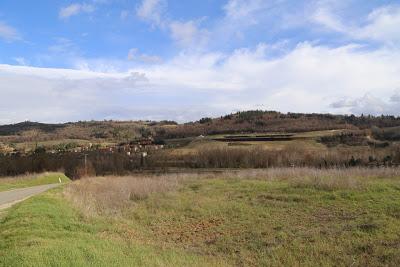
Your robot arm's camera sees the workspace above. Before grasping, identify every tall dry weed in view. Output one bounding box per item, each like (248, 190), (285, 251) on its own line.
(64, 175), (179, 216)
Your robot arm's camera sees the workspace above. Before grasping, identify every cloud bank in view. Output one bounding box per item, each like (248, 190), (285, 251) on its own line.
(1, 41), (400, 124)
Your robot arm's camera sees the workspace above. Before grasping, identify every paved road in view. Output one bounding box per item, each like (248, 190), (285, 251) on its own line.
(0, 184), (60, 210)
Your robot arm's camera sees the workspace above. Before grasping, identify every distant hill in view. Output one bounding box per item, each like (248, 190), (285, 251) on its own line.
(155, 111), (400, 139)
(0, 121), (150, 143)
(0, 121), (64, 136)
(1, 111), (400, 143)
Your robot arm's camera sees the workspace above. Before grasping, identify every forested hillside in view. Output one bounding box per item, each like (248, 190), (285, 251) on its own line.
(1, 111), (400, 143)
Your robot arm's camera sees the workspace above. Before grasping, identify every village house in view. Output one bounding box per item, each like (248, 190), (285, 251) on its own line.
(113, 137), (164, 156)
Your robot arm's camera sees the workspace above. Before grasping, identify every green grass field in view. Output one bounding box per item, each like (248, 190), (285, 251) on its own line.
(127, 177), (400, 266)
(0, 187), (225, 267)
(1, 172), (400, 266)
(0, 173), (69, 192)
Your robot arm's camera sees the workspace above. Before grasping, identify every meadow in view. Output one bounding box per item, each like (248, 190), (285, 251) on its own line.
(1, 168), (400, 266)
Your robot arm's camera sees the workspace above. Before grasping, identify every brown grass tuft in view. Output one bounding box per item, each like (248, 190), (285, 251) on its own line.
(63, 175), (179, 217)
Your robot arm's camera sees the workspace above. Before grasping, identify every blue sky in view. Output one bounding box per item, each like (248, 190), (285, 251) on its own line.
(0, 0), (400, 123)
(0, 0), (227, 68)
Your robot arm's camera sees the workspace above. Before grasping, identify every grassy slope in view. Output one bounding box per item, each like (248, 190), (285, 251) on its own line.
(0, 188), (225, 267)
(0, 173), (70, 192)
(129, 178), (400, 266)
(1, 177), (400, 266)
(170, 130), (338, 155)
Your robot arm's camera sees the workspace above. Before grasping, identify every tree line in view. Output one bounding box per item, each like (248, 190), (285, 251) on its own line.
(1, 144), (399, 179)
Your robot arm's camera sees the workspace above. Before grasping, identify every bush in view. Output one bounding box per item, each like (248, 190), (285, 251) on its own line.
(199, 117), (212, 124)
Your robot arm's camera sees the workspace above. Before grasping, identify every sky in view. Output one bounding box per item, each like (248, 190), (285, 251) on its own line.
(0, 0), (400, 124)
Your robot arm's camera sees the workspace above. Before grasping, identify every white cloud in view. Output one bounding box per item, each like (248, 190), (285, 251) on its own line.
(59, 3), (95, 19)
(135, 43), (400, 116)
(13, 57), (28, 66)
(127, 48), (162, 63)
(312, 7), (347, 32)
(0, 64), (149, 123)
(136, 0), (210, 48)
(223, 0), (266, 22)
(2, 41), (400, 123)
(210, 0), (294, 47)
(358, 5), (400, 44)
(169, 20), (209, 47)
(0, 22), (21, 42)
(312, 4), (400, 44)
(330, 93), (400, 115)
(136, 0), (166, 26)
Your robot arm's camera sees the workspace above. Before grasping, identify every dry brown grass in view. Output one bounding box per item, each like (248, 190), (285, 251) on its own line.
(64, 175), (180, 216)
(217, 167), (400, 190)
(174, 167), (400, 190)
(222, 167), (400, 179)
(64, 167), (400, 216)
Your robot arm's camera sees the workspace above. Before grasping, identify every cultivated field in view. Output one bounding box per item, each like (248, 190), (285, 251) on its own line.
(166, 130), (336, 156)
(1, 168), (400, 266)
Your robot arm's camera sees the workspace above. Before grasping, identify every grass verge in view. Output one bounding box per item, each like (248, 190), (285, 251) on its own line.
(0, 187), (226, 267)
(0, 173), (69, 192)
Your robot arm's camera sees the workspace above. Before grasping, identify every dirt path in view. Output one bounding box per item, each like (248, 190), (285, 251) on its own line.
(0, 184), (60, 210)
